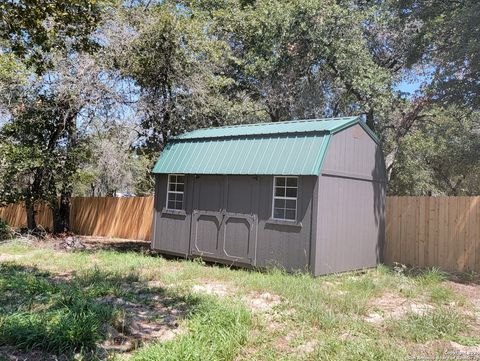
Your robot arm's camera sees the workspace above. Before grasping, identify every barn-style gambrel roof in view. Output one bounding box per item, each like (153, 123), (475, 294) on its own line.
(152, 116), (380, 176)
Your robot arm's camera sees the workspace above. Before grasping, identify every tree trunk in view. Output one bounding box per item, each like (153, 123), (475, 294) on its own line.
(52, 194), (71, 233)
(25, 168), (44, 230)
(366, 108), (375, 130)
(25, 198), (36, 230)
(50, 198), (60, 234)
(52, 110), (77, 233)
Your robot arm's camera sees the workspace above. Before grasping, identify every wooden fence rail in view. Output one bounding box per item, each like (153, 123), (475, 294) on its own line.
(2, 196), (480, 272)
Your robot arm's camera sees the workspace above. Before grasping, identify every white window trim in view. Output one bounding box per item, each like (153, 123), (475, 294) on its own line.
(271, 176), (298, 221)
(166, 174), (185, 210)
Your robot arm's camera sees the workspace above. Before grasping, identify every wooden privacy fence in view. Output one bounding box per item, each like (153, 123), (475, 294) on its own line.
(2, 196), (480, 272)
(0, 202), (53, 230)
(385, 197), (480, 273)
(70, 197), (154, 241)
(0, 197), (154, 241)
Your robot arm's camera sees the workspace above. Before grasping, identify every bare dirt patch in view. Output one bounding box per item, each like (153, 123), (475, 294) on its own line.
(448, 281), (480, 308)
(0, 254), (25, 262)
(0, 346), (68, 361)
(243, 292), (282, 313)
(448, 341), (480, 358)
(79, 236), (151, 253)
(190, 281), (285, 314)
(274, 331), (297, 352)
(296, 339), (318, 355)
(191, 281), (235, 297)
(406, 340), (452, 360)
(19, 235), (151, 254)
(406, 340), (480, 361)
(54, 236), (86, 251)
(51, 236), (150, 253)
(244, 292), (313, 357)
(48, 271), (75, 284)
(272, 327), (319, 357)
(96, 295), (186, 352)
(364, 292), (434, 323)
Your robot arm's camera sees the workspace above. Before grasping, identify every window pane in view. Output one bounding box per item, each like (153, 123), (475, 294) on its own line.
(285, 199), (296, 209)
(286, 187), (297, 197)
(176, 183), (184, 192)
(177, 175), (185, 183)
(285, 209), (296, 220)
(175, 201), (183, 210)
(169, 183), (176, 191)
(168, 193), (176, 201)
(286, 178), (297, 187)
(168, 200), (176, 209)
(275, 187), (286, 197)
(176, 193), (184, 202)
(275, 177), (286, 187)
(273, 208), (284, 219)
(170, 175), (177, 183)
(274, 199), (285, 208)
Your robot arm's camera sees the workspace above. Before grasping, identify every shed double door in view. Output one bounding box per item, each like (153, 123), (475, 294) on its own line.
(190, 175), (258, 265)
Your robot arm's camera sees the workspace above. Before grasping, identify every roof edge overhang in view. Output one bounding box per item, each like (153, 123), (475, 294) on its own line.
(329, 117), (382, 145)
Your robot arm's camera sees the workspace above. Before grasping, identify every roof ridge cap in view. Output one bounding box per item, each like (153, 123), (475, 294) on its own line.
(174, 116), (359, 139)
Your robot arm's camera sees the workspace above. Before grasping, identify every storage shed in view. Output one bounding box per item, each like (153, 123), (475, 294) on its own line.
(151, 116), (387, 276)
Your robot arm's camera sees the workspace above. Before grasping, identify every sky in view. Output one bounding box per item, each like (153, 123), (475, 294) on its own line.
(395, 68), (434, 97)
(396, 79), (423, 95)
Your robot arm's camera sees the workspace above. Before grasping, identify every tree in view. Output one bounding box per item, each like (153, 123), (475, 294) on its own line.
(0, 0), (109, 73)
(73, 123), (148, 197)
(0, 52), (122, 231)
(112, 3), (266, 157)
(0, 92), (82, 230)
(396, 0), (480, 110)
(184, 0), (396, 127)
(389, 107), (480, 195)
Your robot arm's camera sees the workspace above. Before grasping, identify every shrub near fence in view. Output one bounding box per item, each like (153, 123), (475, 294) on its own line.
(1, 196), (480, 272)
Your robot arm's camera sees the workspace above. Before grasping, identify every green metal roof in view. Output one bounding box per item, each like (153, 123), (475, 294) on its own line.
(152, 116), (378, 175)
(175, 116), (359, 140)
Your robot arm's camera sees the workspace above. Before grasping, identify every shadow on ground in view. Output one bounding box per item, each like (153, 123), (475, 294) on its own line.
(77, 237), (152, 254)
(0, 262), (199, 360)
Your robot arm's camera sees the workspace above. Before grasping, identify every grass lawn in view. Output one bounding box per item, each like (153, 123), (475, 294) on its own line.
(0, 238), (479, 360)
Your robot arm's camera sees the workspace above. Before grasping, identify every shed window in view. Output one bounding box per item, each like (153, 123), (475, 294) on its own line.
(167, 174), (185, 210)
(272, 176), (298, 221)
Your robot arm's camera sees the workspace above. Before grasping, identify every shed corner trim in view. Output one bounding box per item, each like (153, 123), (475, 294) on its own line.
(312, 134), (332, 175)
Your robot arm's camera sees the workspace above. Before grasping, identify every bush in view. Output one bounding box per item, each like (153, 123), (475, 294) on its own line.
(0, 218), (13, 240)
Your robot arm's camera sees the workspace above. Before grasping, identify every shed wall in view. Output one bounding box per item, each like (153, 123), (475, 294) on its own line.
(152, 174), (315, 272)
(255, 176), (315, 272)
(314, 124), (386, 275)
(152, 174), (193, 256)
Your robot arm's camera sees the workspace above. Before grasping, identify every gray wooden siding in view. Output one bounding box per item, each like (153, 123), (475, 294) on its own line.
(322, 124), (387, 182)
(152, 174), (193, 256)
(152, 174), (315, 272)
(255, 176), (315, 272)
(313, 124), (386, 275)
